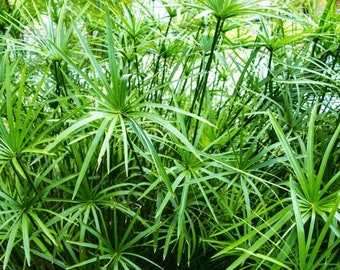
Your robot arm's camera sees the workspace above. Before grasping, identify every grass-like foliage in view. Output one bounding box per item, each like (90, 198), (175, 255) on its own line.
(0, 0), (339, 269)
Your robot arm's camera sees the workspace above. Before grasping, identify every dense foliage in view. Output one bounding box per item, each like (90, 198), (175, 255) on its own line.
(0, 0), (339, 269)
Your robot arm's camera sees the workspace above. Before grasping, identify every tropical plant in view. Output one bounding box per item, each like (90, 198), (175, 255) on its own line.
(0, 0), (339, 269)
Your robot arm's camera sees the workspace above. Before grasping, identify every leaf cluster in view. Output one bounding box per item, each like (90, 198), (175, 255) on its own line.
(0, 0), (339, 269)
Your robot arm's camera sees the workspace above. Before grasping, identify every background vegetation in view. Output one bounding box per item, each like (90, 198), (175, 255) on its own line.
(0, 0), (339, 269)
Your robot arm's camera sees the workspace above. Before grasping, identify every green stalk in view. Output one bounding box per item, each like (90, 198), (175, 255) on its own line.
(178, 24), (203, 102)
(126, 131), (145, 176)
(318, 40), (340, 115)
(191, 17), (224, 144)
(148, 16), (174, 95)
(187, 50), (206, 116)
(133, 36), (141, 90)
(264, 48), (273, 96)
(310, 0), (335, 57)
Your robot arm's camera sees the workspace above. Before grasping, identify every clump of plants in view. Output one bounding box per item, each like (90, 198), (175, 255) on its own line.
(0, 0), (339, 269)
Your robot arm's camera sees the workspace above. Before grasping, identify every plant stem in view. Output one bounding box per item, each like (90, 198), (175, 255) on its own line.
(191, 17), (224, 144)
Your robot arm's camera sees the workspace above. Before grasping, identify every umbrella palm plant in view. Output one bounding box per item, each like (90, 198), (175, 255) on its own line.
(0, 0), (339, 269)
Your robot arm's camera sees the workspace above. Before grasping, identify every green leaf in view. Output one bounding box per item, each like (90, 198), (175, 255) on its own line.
(235, 247), (292, 270)
(131, 111), (202, 161)
(119, 114), (130, 177)
(307, 194), (340, 268)
(28, 212), (57, 246)
(105, 7), (126, 109)
(3, 221), (20, 270)
(11, 157), (27, 180)
(73, 119), (109, 198)
(97, 116), (118, 171)
(317, 121), (340, 185)
(290, 177), (306, 269)
(128, 118), (174, 195)
(268, 111), (307, 191)
(44, 113), (106, 153)
(306, 103), (317, 187)
(21, 213), (31, 266)
(214, 206), (294, 269)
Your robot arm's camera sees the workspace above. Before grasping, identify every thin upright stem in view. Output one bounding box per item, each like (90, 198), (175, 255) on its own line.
(191, 17), (224, 144)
